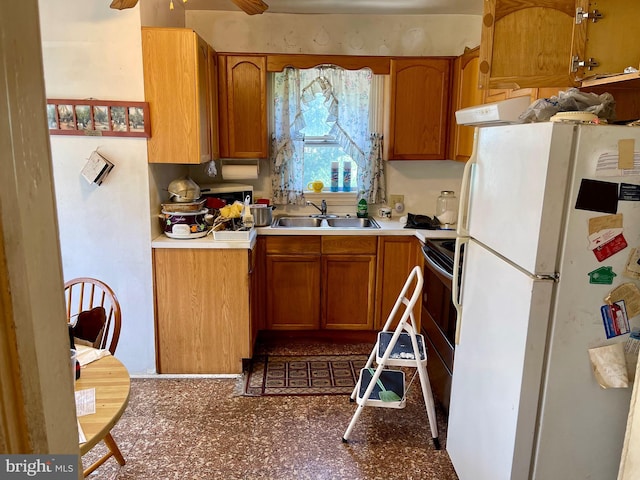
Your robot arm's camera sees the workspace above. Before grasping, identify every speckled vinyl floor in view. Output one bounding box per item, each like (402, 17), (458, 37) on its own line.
(83, 340), (458, 480)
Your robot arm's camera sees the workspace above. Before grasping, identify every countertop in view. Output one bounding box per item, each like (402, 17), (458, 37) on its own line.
(151, 218), (457, 249)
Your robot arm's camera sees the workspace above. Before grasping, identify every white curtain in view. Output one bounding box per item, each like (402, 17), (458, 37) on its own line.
(270, 66), (385, 204)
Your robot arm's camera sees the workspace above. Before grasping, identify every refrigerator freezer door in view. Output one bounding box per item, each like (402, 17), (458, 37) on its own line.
(532, 124), (640, 480)
(467, 123), (575, 275)
(447, 239), (554, 480)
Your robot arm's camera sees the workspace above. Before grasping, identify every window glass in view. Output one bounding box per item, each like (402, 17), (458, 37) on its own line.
(302, 92), (358, 191)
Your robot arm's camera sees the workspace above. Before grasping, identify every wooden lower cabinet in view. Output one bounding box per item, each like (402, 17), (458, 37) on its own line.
(265, 254), (321, 329)
(153, 247), (251, 374)
(321, 236), (377, 330)
(264, 235), (423, 332)
(374, 236), (422, 330)
(264, 235), (378, 330)
(265, 236), (321, 329)
(249, 238), (265, 349)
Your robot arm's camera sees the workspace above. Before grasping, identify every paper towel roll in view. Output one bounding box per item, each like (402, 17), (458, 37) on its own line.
(221, 164), (259, 180)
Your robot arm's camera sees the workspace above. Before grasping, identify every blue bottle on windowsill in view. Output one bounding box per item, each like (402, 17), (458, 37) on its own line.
(331, 161), (339, 192)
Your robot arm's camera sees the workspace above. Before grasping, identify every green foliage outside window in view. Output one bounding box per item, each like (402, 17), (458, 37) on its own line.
(302, 92), (358, 191)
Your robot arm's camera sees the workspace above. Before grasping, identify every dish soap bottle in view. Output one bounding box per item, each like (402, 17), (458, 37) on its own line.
(357, 191), (368, 218)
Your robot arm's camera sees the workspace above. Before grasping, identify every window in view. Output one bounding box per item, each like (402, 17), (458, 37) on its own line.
(301, 91), (358, 192)
(271, 65), (385, 205)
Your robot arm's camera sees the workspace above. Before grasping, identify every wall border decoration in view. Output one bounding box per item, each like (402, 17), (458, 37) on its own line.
(46, 99), (150, 138)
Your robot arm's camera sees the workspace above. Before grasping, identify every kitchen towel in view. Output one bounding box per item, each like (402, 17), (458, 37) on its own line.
(221, 164), (259, 180)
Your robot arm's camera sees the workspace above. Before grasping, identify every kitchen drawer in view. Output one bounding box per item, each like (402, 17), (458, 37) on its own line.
(265, 236), (321, 255)
(321, 236), (377, 255)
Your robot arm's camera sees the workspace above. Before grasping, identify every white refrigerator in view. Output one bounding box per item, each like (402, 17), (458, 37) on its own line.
(447, 122), (640, 480)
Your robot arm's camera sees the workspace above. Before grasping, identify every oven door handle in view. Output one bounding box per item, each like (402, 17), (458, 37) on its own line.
(452, 236), (468, 346)
(421, 247), (453, 281)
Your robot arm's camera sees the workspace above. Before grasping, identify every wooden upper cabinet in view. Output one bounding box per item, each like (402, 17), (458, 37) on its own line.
(141, 27), (217, 164)
(218, 55), (268, 158)
(387, 58), (452, 160)
(572, 0), (640, 81)
(484, 87), (537, 104)
(449, 47), (482, 162)
(207, 46), (221, 160)
(479, 0), (578, 89)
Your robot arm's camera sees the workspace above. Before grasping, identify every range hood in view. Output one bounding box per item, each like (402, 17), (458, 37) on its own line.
(455, 96), (531, 126)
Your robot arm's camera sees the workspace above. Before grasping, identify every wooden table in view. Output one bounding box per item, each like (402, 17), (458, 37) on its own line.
(75, 354), (130, 455)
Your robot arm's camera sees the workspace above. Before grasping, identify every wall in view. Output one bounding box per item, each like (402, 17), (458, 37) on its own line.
(187, 11), (480, 56)
(187, 11), (477, 215)
(140, 0), (186, 27)
(39, 1), (156, 374)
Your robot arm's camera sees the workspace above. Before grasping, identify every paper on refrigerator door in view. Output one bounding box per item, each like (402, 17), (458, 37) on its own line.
(605, 283), (640, 319)
(595, 150), (640, 177)
(624, 248), (640, 279)
(588, 343), (629, 388)
(588, 214), (623, 236)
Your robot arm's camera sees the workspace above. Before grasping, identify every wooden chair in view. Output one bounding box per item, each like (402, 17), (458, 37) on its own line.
(64, 277), (121, 355)
(64, 277), (125, 477)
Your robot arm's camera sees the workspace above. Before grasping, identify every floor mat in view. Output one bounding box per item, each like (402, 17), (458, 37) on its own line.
(244, 354), (369, 396)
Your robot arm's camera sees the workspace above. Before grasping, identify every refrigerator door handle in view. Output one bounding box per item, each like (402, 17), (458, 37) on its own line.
(453, 236), (468, 345)
(456, 128), (478, 238)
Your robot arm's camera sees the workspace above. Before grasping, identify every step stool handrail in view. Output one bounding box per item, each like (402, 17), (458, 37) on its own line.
(379, 265), (423, 334)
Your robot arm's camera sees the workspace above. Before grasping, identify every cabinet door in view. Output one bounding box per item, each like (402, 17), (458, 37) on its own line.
(479, 0), (578, 89)
(265, 254), (321, 329)
(483, 87), (536, 104)
(571, 0), (640, 81)
(219, 55), (268, 158)
(483, 87), (568, 112)
(388, 58), (451, 160)
(196, 35), (212, 163)
(450, 47), (482, 161)
(249, 242), (264, 357)
(153, 248), (250, 374)
(322, 255), (376, 330)
(142, 28), (213, 164)
(375, 236), (422, 330)
(207, 45), (220, 160)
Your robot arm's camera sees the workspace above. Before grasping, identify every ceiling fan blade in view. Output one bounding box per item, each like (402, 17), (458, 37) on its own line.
(110, 0), (139, 9)
(231, 0), (269, 15)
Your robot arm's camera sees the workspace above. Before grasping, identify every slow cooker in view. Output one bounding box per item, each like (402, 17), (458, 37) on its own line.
(161, 209), (209, 239)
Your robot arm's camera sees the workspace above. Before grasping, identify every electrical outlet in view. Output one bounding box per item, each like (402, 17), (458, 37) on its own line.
(389, 194), (404, 207)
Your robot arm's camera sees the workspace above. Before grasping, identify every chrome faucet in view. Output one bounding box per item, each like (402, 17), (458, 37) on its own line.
(306, 199), (327, 216)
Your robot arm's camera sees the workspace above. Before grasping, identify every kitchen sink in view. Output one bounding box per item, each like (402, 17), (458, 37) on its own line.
(325, 217), (379, 228)
(271, 216), (380, 229)
(273, 217), (324, 228)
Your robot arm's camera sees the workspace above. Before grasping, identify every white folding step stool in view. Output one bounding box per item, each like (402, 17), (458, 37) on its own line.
(342, 265), (440, 449)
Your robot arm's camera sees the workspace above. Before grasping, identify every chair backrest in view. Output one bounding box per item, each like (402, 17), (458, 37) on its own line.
(64, 277), (121, 355)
